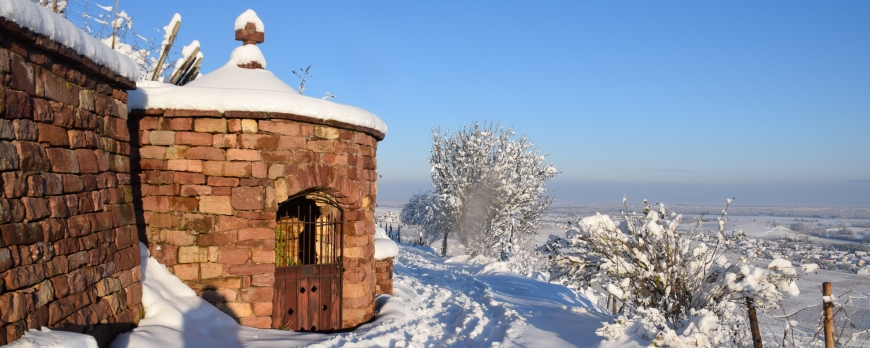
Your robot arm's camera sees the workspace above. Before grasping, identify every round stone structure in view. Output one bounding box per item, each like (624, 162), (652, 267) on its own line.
(128, 10), (386, 330)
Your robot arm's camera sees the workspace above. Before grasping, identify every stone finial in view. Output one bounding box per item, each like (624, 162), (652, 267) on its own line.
(235, 22), (264, 46)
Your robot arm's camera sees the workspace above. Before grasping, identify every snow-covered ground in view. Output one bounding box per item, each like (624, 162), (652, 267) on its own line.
(17, 240), (621, 347)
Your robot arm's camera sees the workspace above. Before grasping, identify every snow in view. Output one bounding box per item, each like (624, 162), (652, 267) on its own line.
(10, 216), (637, 347)
(129, 62), (388, 134)
(5, 327), (97, 348)
(102, 241), (614, 347)
(161, 13), (181, 48)
(373, 226), (398, 260)
(234, 9), (264, 31)
(0, 0), (139, 81)
(229, 45), (266, 69)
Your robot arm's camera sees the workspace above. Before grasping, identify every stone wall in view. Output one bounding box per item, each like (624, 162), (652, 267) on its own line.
(131, 108), (382, 329)
(0, 18), (142, 346)
(374, 257), (393, 295)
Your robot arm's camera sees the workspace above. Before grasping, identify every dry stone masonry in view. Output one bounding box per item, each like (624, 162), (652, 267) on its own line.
(130, 10), (388, 330)
(0, 15), (142, 346)
(133, 111), (383, 329)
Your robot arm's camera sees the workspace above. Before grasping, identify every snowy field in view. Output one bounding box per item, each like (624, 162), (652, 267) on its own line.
(12, 206), (870, 347)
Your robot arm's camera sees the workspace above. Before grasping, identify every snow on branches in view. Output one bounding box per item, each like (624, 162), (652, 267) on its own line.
(540, 198), (817, 347)
(405, 121), (557, 272)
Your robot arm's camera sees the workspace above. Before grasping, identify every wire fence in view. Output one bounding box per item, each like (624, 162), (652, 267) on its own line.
(32, 0), (185, 81)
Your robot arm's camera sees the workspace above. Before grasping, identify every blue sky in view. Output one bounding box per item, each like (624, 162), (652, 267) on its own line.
(85, 1), (868, 205)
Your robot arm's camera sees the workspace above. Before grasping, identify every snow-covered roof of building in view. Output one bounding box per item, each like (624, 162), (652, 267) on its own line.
(0, 0), (139, 81)
(129, 9), (387, 136)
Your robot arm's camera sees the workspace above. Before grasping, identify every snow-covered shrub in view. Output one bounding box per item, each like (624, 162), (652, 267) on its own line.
(541, 198), (816, 347)
(404, 121), (557, 272)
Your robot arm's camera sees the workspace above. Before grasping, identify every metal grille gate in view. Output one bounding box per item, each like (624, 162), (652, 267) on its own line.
(272, 200), (343, 331)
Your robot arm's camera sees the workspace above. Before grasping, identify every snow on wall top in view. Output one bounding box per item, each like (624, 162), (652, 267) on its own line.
(229, 45), (266, 69)
(130, 61), (388, 134)
(234, 9), (263, 31)
(0, 0), (140, 81)
(374, 226), (398, 260)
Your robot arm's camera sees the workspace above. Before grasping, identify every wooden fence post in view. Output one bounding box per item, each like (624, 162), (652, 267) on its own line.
(823, 282), (834, 348)
(746, 297), (763, 348)
(151, 18), (180, 81)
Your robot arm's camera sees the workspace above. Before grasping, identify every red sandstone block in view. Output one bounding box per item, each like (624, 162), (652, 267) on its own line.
(22, 197), (50, 221)
(238, 227), (272, 241)
(251, 249), (275, 264)
(4, 264), (45, 290)
(258, 120), (300, 136)
(175, 132), (213, 146)
(149, 131), (176, 145)
(306, 140), (334, 153)
(75, 149), (99, 174)
(227, 263), (274, 276)
(44, 148), (79, 174)
(138, 146), (166, 159)
(218, 247), (249, 265)
(170, 197), (199, 212)
(180, 185), (212, 196)
(141, 196), (169, 213)
(15, 141), (51, 172)
(236, 211), (275, 221)
(212, 134), (236, 148)
(186, 147), (225, 160)
(161, 230), (196, 246)
(199, 196), (232, 215)
(212, 187), (231, 196)
(292, 151), (315, 163)
(239, 134), (279, 150)
(239, 316), (271, 329)
(277, 136), (305, 150)
(224, 162), (251, 177)
(36, 123), (69, 146)
(252, 301), (272, 317)
(139, 117), (158, 131)
(240, 288), (273, 302)
(201, 161), (224, 176)
(251, 273), (274, 287)
(252, 162), (266, 179)
(226, 149), (260, 161)
(231, 186), (263, 210)
(323, 154), (348, 166)
(196, 232), (237, 246)
(173, 264), (199, 280)
(169, 118), (193, 131)
(207, 176), (239, 187)
(174, 172), (206, 185)
(139, 159), (167, 170)
(194, 119), (227, 133)
(226, 119), (242, 133)
(167, 159), (203, 172)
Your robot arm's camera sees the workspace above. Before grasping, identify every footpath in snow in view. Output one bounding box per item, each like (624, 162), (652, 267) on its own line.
(12, 243), (614, 347)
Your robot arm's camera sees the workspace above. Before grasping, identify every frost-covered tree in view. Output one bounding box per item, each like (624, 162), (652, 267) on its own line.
(406, 121), (557, 269)
(400, 191), (447, 246)
(540, 198), (817, 347)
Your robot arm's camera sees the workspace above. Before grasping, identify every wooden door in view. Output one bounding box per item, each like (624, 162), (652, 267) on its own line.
(272, 196), (343, 331)
(273, 264), (342, 331)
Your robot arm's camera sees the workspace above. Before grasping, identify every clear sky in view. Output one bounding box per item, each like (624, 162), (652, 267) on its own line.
(78, 1), (869, 206)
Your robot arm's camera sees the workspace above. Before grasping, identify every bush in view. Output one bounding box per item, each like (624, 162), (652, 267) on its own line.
(540, 198), (816, 347)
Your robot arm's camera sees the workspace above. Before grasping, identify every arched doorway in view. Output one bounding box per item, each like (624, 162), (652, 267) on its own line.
(272, 190), (343, 331)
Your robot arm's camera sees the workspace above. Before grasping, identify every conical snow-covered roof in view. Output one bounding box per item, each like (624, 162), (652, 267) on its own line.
(129, 9), (387, 135)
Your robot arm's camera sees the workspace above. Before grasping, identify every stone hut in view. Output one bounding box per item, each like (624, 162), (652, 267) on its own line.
(129, 10), (388, 331)
(0, 2), (143, 346)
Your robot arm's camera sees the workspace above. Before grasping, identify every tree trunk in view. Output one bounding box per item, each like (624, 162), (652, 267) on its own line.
(441, 231), (449, 257)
